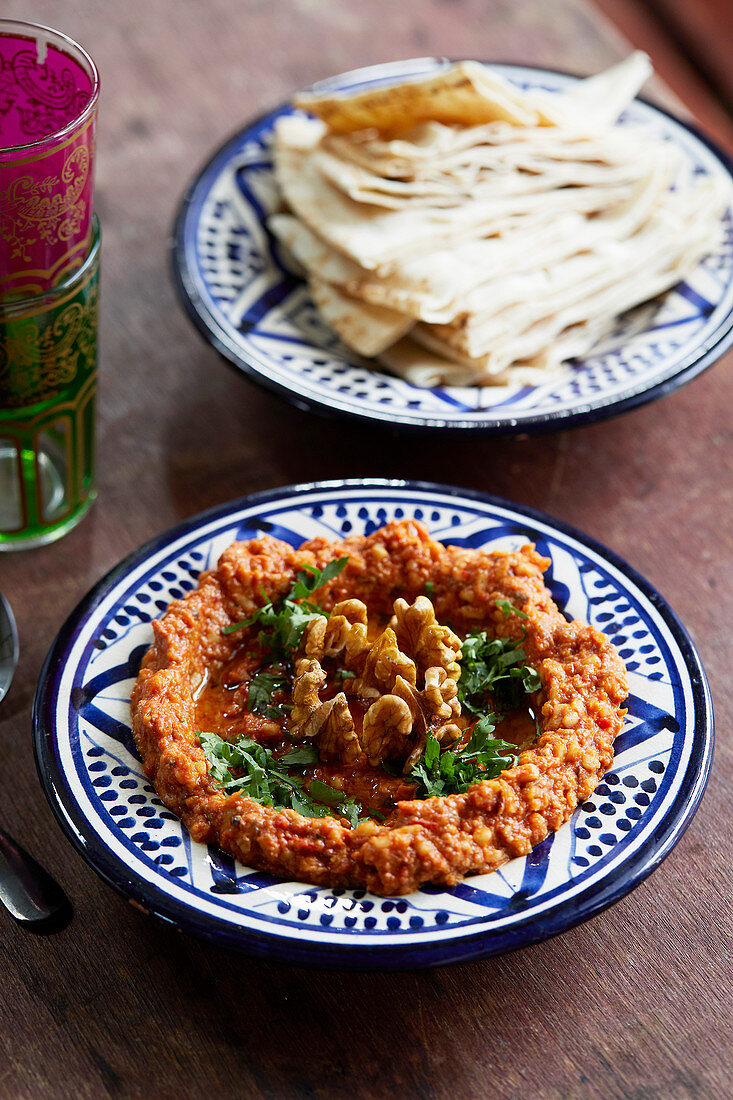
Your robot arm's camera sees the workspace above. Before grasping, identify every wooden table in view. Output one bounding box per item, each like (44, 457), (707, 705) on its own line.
(1, 2), (730, 1096)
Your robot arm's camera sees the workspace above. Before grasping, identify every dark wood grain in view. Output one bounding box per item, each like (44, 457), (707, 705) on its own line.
(1, 1), (731, 1097)
(646, 0), (733, 114)
(595, 0), (733, 151)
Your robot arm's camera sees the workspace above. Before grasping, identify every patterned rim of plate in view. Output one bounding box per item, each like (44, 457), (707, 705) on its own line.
(33, 481), (714, 968)
(171, 58), (733, 434)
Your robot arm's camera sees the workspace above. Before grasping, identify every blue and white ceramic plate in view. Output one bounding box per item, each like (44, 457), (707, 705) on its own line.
(34, 482), (713, 967)
(35, 486), (713, 968)
(172, 58), (733, 434)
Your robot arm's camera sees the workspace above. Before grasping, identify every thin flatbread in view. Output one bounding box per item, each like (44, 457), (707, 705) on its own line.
(307, 277), (413, 356)
(427, 188), (724, 360)
(323, 120), (648, 181)
(547, 51), (652, 128)
(313, 145), (646, 210)
(270, 154), (675, 324)
(272, 56), (728, 388)
(295, 55), (651, 138)
(377, 337), (484, 388)
(380, 328), (590, 388)
(294, 61), (544, 135)
(274, 120), (642, 269)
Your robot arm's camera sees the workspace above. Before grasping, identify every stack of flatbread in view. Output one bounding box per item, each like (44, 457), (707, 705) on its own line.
(270, 55), (728, 388)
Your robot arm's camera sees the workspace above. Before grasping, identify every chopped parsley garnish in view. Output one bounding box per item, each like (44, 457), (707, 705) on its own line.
(222, 556), (350, 655)
(199, 731), (364, 827)
(458, 629), (541, 714)
(247, 671), (292, 722)
(405, 718), (518, 798)
(424, 580), (435, 598)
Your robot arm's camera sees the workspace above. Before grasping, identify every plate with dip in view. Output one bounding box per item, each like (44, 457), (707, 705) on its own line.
(34, 481), (713, 967)
(171, 58), (733, 433)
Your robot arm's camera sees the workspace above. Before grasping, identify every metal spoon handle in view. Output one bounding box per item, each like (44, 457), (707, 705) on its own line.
(0, 824), (72, 931)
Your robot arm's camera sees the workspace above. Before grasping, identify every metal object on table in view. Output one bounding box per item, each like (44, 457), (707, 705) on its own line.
(0, 824), (73, 931)
(0, 592), (72, 931)
(0, 592), (19, 703)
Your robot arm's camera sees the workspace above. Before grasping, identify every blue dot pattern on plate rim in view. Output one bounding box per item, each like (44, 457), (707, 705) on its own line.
(178, 60), (733, 428)
(44, 485), (706, 954)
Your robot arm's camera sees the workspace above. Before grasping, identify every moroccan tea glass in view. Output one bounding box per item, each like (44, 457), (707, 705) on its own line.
(0, 216), (100, 550)
(0, 19), (99, 300)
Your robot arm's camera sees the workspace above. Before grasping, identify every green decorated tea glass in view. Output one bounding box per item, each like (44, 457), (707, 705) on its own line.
(0, 215), (100, 550)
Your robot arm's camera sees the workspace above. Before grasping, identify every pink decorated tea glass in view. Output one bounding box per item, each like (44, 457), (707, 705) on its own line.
(0, 20), (99, 299)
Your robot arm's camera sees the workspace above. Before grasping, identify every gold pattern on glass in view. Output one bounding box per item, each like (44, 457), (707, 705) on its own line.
(0, 144), (89, 261)
(0, 281), (98, 408)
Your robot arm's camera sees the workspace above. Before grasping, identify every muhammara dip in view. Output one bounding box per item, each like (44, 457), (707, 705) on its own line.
(131, 521), (627, 896)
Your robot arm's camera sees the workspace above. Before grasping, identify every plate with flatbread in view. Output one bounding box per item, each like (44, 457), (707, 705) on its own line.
(172, 57), (733, 432)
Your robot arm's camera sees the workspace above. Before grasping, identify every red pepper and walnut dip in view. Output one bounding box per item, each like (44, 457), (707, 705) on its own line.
(131, 521), (627, 896)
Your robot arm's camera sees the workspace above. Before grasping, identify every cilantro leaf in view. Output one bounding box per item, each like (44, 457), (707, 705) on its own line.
(495, 597), (528, 620)
(247, 671), (292, 721)
(305, 778), (344, 805)
(307, 778), (363, 826)
(222, 614), (257, 635)
(424, 733), (440, 770)
(290, 556), (350, 601)
(279, 744), (320, 767)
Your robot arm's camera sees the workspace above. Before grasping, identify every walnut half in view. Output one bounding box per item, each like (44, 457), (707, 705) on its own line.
(302, 599), (369, 665)
(289, 657), (361, 764)
(391, 595), (462, 680)
(350, 626), (416, 699)
(361, 694), (413, 765)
